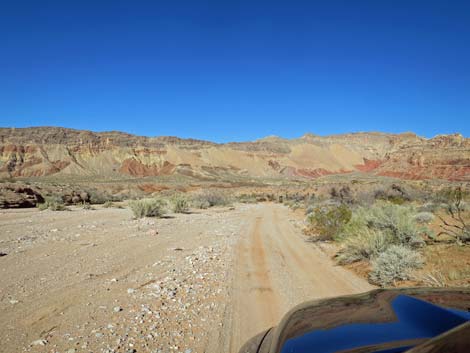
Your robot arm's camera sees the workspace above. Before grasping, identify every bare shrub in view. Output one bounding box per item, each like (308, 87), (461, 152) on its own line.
(436, 187), (470, 243)
(129, 199), (166, 218)
(369, 245), (424, 286)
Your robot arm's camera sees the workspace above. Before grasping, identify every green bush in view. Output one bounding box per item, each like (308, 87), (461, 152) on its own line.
(369, 245), (424, 286)
(37, 197), (68, 211)
(129, 199), (166, 218)
(306, 204), (352, 240)
(172, 195), (189, 213)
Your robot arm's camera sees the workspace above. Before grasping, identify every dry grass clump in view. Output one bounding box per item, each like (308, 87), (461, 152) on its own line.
(129, 198), (166, 218)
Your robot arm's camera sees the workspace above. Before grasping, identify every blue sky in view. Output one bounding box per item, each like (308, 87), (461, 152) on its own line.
(1, 1), (469, 142)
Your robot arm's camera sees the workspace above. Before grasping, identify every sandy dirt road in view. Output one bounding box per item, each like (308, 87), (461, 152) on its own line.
(223, 203), (373, 352)
(0, 203), (372, 353)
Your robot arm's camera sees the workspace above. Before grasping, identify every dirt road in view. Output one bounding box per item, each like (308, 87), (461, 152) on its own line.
(0, 203), (372, 353)
(223, 203), (373, 352)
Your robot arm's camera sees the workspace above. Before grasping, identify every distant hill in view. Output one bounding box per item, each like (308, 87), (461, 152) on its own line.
(1, 127), (469, 181)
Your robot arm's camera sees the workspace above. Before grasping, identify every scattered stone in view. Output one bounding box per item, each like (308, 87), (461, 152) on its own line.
(9, 299), (19, 304)
(0, 252), (7, 257)
(147, 229), (158, 236)
(30, 339), (47, 346)
(113, 306), (122, 313)
(127, 288), (136, 294)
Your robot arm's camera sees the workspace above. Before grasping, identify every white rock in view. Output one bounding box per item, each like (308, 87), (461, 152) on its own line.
(30, 339), (47, 346)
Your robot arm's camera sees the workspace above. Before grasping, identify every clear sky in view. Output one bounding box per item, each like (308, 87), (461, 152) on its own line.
(1, 1), (469, 142)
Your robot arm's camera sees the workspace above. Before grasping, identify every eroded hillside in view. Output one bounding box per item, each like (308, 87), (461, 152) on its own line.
(1, 127), (469, 181)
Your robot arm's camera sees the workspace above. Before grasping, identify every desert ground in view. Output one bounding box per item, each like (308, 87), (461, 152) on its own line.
(0, 202), (372, 353)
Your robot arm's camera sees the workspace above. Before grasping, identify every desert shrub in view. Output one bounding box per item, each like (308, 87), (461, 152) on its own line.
(417, 202), (441, 213)
(289, 202), (302, 210)
(86, 189), (120, 205)
(336, 228), (393, 264)
(172, 195), (189, 213)
(191, 190), (230, 208)
(306, 204), (352, 240)
(37, 197), (68, 211)
(129, 199), (166, 218)
(330, 186), (354, 204)
(305, 205), (315, 215)
(362, 202), (425, 248)
(237, 194), (258, 204)
(102, 201), (123, 209)
(374, 184), (412, 205)
(413, 212), (434, 224)
(191, 198), (210, 209)
(369, 245), (424, 286)
(335, 202), (427, 265)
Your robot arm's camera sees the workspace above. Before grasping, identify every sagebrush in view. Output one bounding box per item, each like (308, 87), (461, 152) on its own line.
(369, 245), (424, 286)
(129, 199), (166, 218)
(172, 195), (189, 213)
